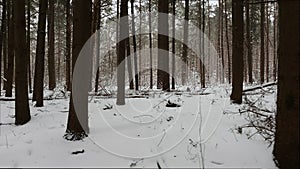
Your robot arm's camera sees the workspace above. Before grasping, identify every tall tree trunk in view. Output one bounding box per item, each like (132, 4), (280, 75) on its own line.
(266, 3), (269, 82)
(33, 0), (47, 106)
(130, 0), (139, 91)
(171, 0), (175, 90)
(157, 0), (169, 91)
(260, 2), (265, 84)
(27, 0), (32, 93)
(126, 30), (134, 90)
(273, 3), (277, 82)
(13, 0), (31, 125)
(181, 0), (189, 85)
(48, 0), (56, 90)
(116, 0), (127, 105)
(149, 0), (153, 89)
(273, 1), (299, 168)
(201, 0), (205, 88)
(93, 0), (100, 93)
(3, 0), (8, 91)
(230, 0), (244, 104)
(0, 0), (7, 95)
(224, 0), (231, 84)
(65, 0), (71, 91)
(220, 0), (224, 83)
(65, 0), (92, 139)
(6, 0), (14, 97)
(246, 0), (253, 83)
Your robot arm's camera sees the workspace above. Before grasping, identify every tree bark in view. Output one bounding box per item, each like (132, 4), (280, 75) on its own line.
(116, 0), (127, 105)
(13, 0), (31, 125)
(260, 1), (265, 84)
(157, 0), (169, 91)
(65, 0), (71, 91)
(230, 0), (244, 104)
(171, 0), (175, 90)
(181, 0), (189, 86)
(246, 1), (253, 83)
(224, 0), (231, 84)
(26, 0), (32, 93)
(33, 0), (47, 107)
(149, 0), (153, 89)
(131, 0), (139, 91)
(273, 1), (299, 168)
(65, 0), (92, 139)
(6, 0), (14, 97)
(48, 0), (56, 90)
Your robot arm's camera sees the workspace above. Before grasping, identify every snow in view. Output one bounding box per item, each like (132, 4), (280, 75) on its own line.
(0, 85), (277, 168)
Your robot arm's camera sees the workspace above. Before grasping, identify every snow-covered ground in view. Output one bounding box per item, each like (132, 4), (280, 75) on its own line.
(0, 85), (277, 168)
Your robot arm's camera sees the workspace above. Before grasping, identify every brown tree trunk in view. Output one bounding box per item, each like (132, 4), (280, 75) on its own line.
(48, 0), (56, 90)
(266, 3), (269, 82)
(13, 0), (31, 125)
(260, 2), (265, 84)
(6, 0), (14, 97)
(230, 0), (244, 104)
(273, 3), (277, 82)
(33, 0), (47, 106)
(273, 1), (299, 168)
(157, 0), (169, 91)
(65, 0), (92, 139)
(65, 0), (71, 91)
(201, 0), (205, 88)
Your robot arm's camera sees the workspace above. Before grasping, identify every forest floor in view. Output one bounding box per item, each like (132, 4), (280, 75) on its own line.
(0, 85), (277, 168)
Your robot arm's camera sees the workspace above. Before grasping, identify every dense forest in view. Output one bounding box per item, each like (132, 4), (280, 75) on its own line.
(0, 0), (298, 168)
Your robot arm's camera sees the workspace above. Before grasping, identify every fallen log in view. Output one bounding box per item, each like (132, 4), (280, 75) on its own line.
(243, 82), (277, 93)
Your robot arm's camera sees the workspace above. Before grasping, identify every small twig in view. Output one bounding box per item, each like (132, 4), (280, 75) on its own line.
(157, 130), (166, 147)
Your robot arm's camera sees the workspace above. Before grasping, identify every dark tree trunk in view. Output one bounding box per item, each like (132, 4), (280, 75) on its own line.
(201, 0), (205, 88)
(116, 0), (127, 105)
(149, 0), (153, 89)
(65, 0), (92, 140)
(26, 0), (32, 93)
(171, 0), (175, 90)
(13, 0), (31, 125)
(273, 3), (277, 82)
(131, 0), (139, 91)
(0, 0), (7, 95)
(33, 0), (47, 107)
(65, 0), (71, 91)
(6, 0), (14, 97)
(3, 0), (8, 91)
(48, 0), (56, 90)
(260, 2), (265, 84)
(246, 1), (253, 83)
(273, 1), (299, 168)
(93, 0), (100, 93)
(266, 3), (269, 82)
(157, 0), (169, 91)
(181, 0), (189, 86)
(230, 0), (244, 104)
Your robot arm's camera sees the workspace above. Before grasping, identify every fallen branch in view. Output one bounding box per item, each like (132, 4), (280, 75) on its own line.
(243, 82), (277, 93)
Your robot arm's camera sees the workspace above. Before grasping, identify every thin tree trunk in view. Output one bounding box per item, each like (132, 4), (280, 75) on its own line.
(27, 0), (32, 93)
(273, 3), (277, 82)
(48, 0), (56, 90)
(93, 0), (100, 93)
(181, 0), (189, 85)
(6, 0), (14, 98)
(230, 0), (244, 104)
(201, 0), (205, 88)
(3, 0), (8, 91)
(13, 0), (31, 125)
(130, 0), (139, 91)
(0, 0), (7, 95)
(246, 1), (253, 83)
(33, 0), (47, 106)
(224, 0), (231, 84)
(65, 0), (71, 91)
(149, 0), (153, 89)
(171, 0), (175, 90)
(266, 3), (269, 82)
(220, 0), (224, 83)
(260, 2), (265, 84)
